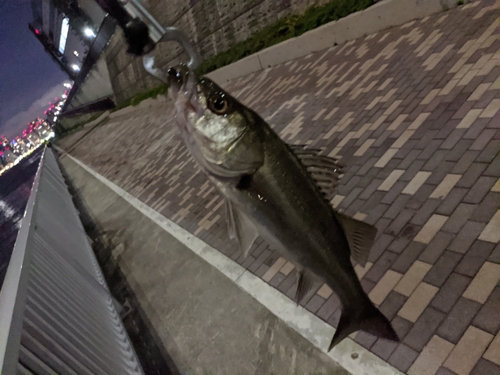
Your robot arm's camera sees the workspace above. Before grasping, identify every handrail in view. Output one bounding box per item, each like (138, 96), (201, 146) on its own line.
(0, 147), (143, 374)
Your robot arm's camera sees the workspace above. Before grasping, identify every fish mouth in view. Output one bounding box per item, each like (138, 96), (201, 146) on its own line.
(167, 65), (202, 119)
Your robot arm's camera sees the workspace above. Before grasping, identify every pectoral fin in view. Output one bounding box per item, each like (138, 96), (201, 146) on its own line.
(334, 212), (376, 267)
(225, 200), (259, 258)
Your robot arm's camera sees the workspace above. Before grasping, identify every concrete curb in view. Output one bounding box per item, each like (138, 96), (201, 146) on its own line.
(207, 0), (458, 84)
(66, 152), (405, 375)
(108, 95), (168, 119)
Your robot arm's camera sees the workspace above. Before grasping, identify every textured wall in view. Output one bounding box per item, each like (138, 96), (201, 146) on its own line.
(105, 0), (330, 104)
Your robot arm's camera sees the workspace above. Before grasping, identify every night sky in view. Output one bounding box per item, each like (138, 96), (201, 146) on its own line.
(0, 0), (70, 139)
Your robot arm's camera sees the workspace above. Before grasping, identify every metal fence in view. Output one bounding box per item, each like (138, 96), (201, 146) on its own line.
(0, 147), (144, 375)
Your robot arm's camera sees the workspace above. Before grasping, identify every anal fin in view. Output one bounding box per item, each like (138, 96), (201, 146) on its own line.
(334, 212), (377, 267)
(295, 271), (316, 305)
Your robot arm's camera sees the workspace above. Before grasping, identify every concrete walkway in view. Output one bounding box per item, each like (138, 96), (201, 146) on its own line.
(59, 2), (500, 374)
(58, 152), (350, 375)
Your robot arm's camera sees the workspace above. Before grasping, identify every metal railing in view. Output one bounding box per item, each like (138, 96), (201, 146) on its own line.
(0, 147), (144, 375)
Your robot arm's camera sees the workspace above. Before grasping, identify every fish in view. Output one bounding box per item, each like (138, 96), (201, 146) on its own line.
(166, 64), (399, 350)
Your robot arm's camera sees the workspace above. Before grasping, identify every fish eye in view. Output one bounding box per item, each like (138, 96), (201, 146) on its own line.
(209, 95), (230, 115)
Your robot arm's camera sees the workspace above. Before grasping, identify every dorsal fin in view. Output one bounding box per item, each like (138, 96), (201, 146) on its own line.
(289, 144), (344, 200)
(334, 212), (376, 267)
(225, 200), (259, 258)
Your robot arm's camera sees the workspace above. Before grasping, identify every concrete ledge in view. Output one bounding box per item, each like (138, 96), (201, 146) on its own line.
(109, 95), (168, 119)
(62, 152), (404, 375)
(206, 53), (263, 84)
(207, 0), (457, 84)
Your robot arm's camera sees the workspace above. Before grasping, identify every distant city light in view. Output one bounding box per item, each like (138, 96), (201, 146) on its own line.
(83, 27), (95, 38)
(74, 50), (79, 57)
(35, 29), (40, 35)
(71, 64), (80, 71)
(63, 83), (72, 88)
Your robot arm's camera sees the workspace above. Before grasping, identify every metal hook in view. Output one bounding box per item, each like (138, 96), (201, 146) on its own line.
(120, 0), (200, 82)
(143, 26), (201, 83)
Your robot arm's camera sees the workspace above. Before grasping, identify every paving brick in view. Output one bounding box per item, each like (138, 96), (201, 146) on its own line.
(381, 181), (407, 205)
(484, 154), (500, 177)
(368, 233), (394, 263)
(414, 214), (448, 244)
(339, 186), (364, 210)
(440, 129), (467, 149)
(463, 117), (489, 139)
(452, 150), (480, 174)
(304, 294), (326, 314)
(425, 250), (464, 287)
(472, 286), (500, 334)
(470, 358), (500, 375)
(408, 335), (455, 375)
(262, 257), (288, 282)
(435, 367), (458, 375)
(445, 139), (474, 162)
(354, 331), (377, 349)
(449, 222), (486, 254)
(430, 272), (472, 313)
(395, 261), (433, 298)
(463, 176), (497, 204)
(269, 272), (286, 288)
(443, 326), (494, 375)
(360, 278), (376, 294)
(388, 343), (419, 373)
(369, 270), (403, 306)
(379, 291), (407, 322)
(398, 149), (422, 169)
(371, 338), (398, 361)
(255, 264), (270, 278)
(476, 140), (500, 163)
(378, 170), (404, 191)
(406, 184), (436, 210)
(483, 331), (500, 367)
(365, 251), (399, 284)
(400, 160), (426, 183)
(463, 261), (500, 304)
(455, 240), (495, 277)
(438, 297), (482, 344)
(419, 232), (455, 264)
(383, 195), (411, 220)
(386, 210), (415, 237)
(456, 163), (488, 189)
(404, 307), (446, 352)
(441, 203), (476, 234)
(392, 315), (413, 342)
(392, 241), (426, 274)
(316, 292), (340, 322)
(279, 261), (295, 276)
(435, 188), (468, 216)
(277, 268), (298, 295)
(398, 282), (439, 323)
(423, 150), (448, 171)
(488, 239), (500, 262)
(479, 209), (500, 243)
(354, 262), (373, 280)
(376, 216), (392, 234)
(470, 128), (497, 150)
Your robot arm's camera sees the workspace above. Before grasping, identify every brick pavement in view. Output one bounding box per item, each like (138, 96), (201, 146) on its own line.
(60, 2), (500, 374)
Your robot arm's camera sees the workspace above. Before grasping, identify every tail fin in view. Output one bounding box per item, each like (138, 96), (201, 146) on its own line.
(328, 302), (399, 351)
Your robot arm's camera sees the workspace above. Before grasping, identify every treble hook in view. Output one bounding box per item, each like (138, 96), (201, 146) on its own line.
(143, 26), (201, 84)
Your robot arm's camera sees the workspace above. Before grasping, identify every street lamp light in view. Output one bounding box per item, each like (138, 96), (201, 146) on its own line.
(84, 27), (96, 38)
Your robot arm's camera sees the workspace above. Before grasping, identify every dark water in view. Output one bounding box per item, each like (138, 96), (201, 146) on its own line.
(0, 149), (42, 288)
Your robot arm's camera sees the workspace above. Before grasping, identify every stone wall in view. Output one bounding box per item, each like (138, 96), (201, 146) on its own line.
(105, 0), (331, 104)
